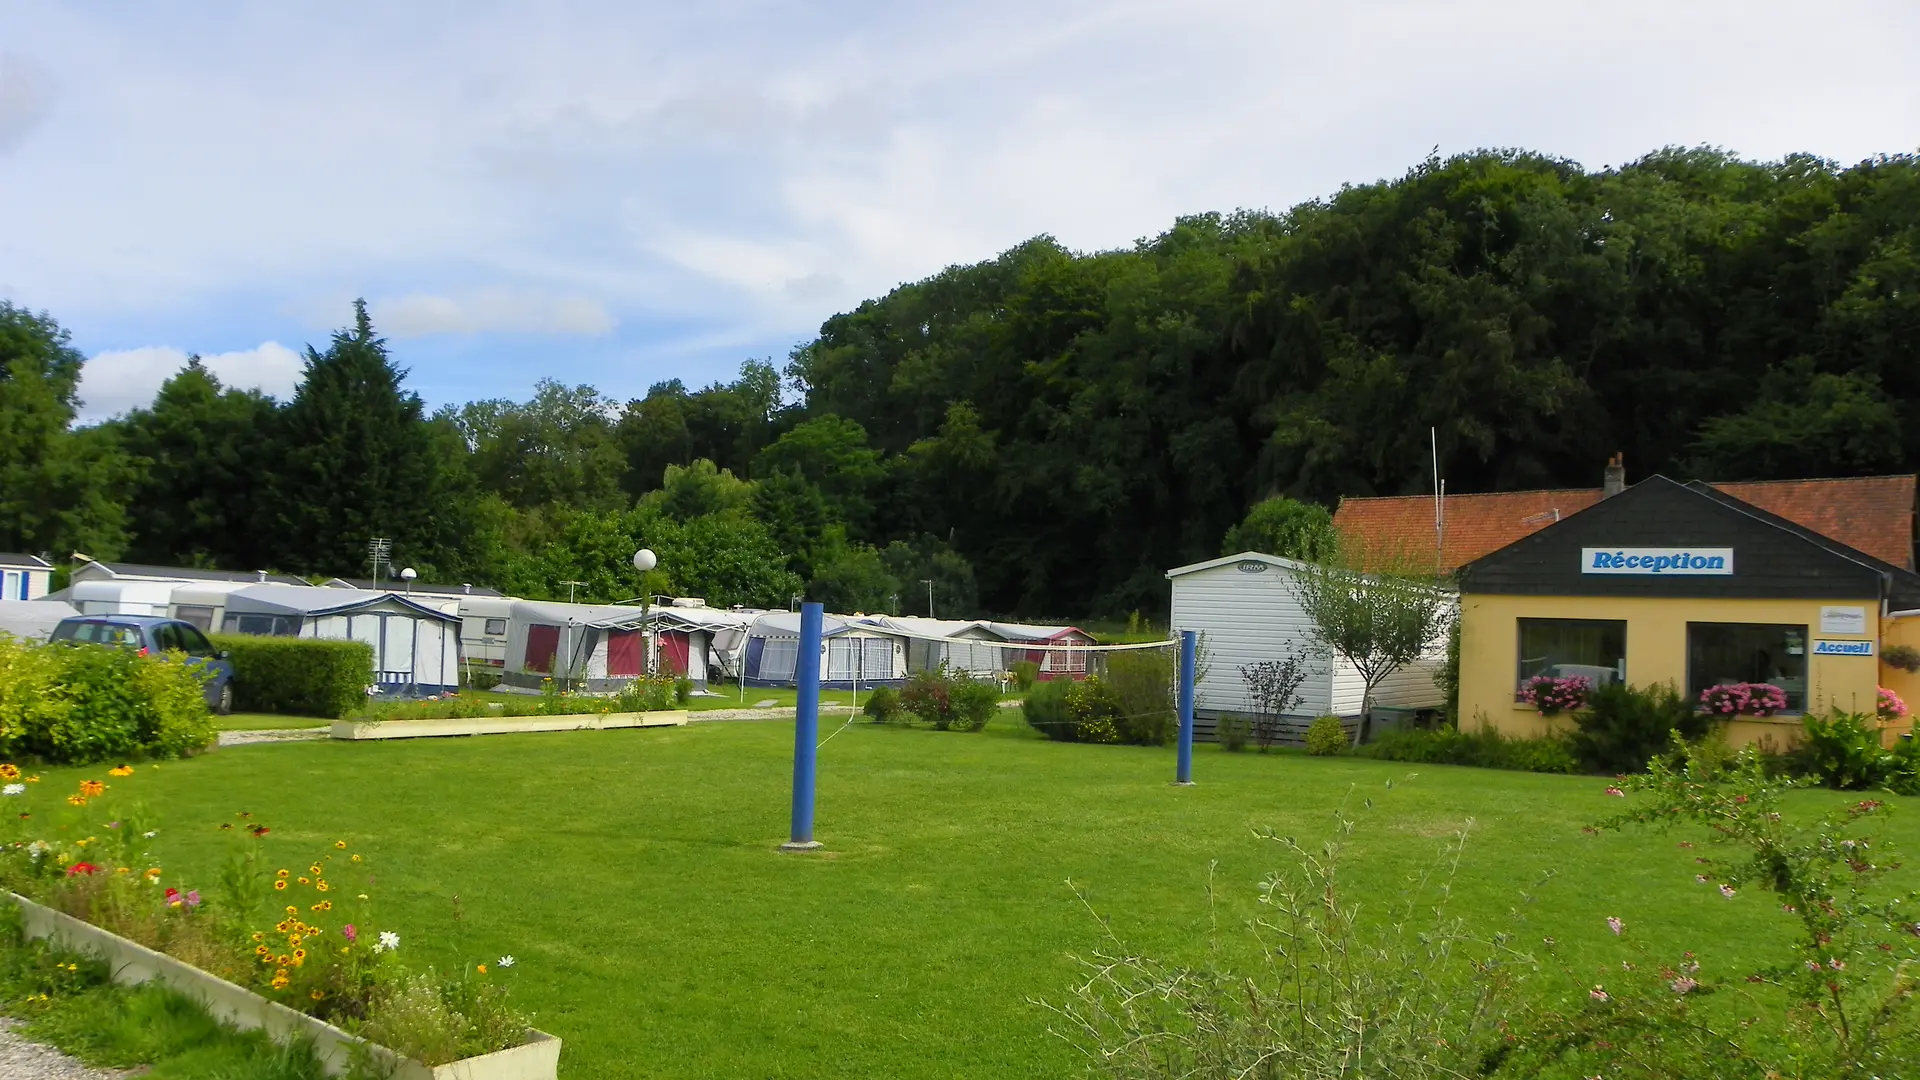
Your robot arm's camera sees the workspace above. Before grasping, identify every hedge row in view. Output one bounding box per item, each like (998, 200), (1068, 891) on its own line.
(210, 635), (373, 719)
(0, 637), (214, 764)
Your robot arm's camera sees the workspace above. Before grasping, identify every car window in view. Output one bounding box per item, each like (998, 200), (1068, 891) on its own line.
(49, 621), (81, 642)
(151, 623), (181, 652)
(177, 624), (214, 656)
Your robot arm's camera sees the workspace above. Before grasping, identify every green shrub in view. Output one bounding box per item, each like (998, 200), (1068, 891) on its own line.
(1023, 679), (1075, 741)
(1065, 678), (1125, 744)
(1570, 681), (1708, 774)
(460, 667), (502, 691)
(673, 675), (693, 705)
(1009, 661), (1040, 692)
(1793, 711), (1890, 790)
(899, 668), (996, 732)
(1888, 736), (1920, 796)
(1355, 723), (1580, 774)
(1303, 715), (1347, 756)
(210, 635), (373, 719)
(0, 638), (213, 764)
(1217, 713), (1250, 752)
(1105, 650), (1176, 746)
(862, 685), (903, 723)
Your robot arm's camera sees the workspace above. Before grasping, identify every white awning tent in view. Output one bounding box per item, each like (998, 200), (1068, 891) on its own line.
(987, 621), (1099, 679)
(221, 584), (462, 693)
(740, 612), (908, 689)
(648, 603), (762, 687)
(854, 616), (1007, 678)
(499, 600), (650, 692)
(0, 599), (78, 642)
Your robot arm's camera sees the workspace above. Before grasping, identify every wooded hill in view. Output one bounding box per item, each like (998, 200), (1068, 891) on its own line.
(3, 147), (1916, 618)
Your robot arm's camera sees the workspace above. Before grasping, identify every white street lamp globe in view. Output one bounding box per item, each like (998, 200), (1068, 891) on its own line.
(398, 567), (417, 581)
(632, 549), (658, 573)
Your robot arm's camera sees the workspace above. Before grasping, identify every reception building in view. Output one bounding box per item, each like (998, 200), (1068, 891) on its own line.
(1456, 476), (1920, 748)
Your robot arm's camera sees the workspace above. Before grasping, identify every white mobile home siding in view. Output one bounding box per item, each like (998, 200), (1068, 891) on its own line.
(1168, 558), (1336, 718)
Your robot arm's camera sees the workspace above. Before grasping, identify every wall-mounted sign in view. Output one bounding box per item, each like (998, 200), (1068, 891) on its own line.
(1236, 561), (1269, 574)
(1812, 639), (1875, 657)
(1581, 548), (1734, 576)
(1819, 606), (1869, 635)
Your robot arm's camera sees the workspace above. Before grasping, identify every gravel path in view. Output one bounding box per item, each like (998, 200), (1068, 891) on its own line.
(216, 727), (327, 747)
(0, 1019), (133, 1080)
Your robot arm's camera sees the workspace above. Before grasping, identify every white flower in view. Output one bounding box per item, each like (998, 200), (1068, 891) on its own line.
(497, 955), (515, 968)
(2, 784), (22, 796)
(376, 930), (400, 952)
(143, 831), (158, 839)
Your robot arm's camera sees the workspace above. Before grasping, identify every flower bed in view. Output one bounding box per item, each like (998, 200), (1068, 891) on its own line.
(0, 766), (555, 1077)
(1698, 682), (1788, 717)
(1518, 674), (1592, 716)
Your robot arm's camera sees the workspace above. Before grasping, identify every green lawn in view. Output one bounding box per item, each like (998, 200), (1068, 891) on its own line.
(29, 722), (1919, 1078)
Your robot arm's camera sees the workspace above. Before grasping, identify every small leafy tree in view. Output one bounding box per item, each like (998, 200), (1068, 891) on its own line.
(1241, 654), (1308, 752)
(1289, 545), (1453, 746)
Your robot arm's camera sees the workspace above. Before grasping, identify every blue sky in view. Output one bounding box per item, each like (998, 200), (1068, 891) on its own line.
(2, 1), (1916, 422)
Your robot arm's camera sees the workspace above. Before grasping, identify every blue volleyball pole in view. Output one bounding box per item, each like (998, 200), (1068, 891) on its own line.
(1175, 630), (1197, 786)
(781, 602), (826, 851)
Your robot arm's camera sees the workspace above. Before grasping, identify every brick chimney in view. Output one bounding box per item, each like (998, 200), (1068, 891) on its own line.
(1602, 453), (1626, 498)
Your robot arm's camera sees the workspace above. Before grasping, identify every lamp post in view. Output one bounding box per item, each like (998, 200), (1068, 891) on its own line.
(633, 548), (658, 674)
(398, 567), (417, 596)
(920, 578), (934, 619)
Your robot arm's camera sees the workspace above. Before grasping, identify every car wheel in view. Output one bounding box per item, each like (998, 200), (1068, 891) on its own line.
(217, 683), (234, 716)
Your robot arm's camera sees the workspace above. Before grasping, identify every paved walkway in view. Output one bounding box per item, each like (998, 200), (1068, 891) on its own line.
(0, 1019), (131, 1080)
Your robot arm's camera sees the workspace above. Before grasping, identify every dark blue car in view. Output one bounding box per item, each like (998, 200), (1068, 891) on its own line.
(49, 615), (237, 715)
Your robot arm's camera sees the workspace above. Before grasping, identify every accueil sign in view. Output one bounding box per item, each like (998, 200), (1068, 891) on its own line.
(1581, 548), (1735, 576)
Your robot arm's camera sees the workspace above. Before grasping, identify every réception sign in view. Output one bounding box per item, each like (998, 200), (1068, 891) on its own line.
(1581, 548), (1734, 576)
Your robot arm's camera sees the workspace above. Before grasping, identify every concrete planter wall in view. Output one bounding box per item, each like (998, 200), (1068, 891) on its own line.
(7, 893), (560, 1079)
(331, 710), (688, 741)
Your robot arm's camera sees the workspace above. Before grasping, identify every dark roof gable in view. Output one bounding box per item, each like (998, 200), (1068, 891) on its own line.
(1459, 475), (1920, 605)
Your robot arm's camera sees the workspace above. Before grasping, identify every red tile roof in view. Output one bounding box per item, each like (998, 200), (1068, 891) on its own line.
(1333, 475), (1917, 574)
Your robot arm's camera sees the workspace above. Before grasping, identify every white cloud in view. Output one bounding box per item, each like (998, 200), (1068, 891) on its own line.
(77, 341), (303, 422)
(372, 290), (616, 338)
(0, 52), (54, 154)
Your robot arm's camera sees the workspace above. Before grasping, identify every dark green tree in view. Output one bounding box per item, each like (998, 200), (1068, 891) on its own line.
(0, 302), (131, 559)
(262, 301), (470, 578)
(1221, 496), (1338, 560)
(117, 358), (279, 567)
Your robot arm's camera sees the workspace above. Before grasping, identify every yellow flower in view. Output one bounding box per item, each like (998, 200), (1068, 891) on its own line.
(308, 864), (322, 876)
(108, 765), (133, 777)
(0, 764), (18, 780)
(297, 877), (309, 885)
(115, 867), (129, 874)
(476, 964), (487, 974)
(276, 954), (290, 966)
(274, 880), (287, 891)
(270, 975), (290, 990)
(357, 894), (368, 901)
(255, 945), (270, 956)
(316, 882), (329, 892)
(66, 795), (86, 807)
(252, 932), (265, 942)
(275, 920), (290, 932)
(291, 949), (306, 966)
(310, 989), (327, 1001)
(285, 906), (297, 915)
(276, 869), (289, 878)
(23, 776), (38, 783)
(78, 780), (105, 797)
(145, 868), (161, 879)
(350, 855), (362, 863)
(335, 840), (347, 849)
(318, 901), (332, 912)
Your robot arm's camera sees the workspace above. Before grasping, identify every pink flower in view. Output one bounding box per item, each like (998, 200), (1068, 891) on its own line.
(184, 890), (200, 908)
(1828, 958), (1846, 971)
(1807, 960), (1821, 972)
(1589, 985), (1609, 1002)
(342, 924), (357, 942)
(1669, 976), (1699, 994)
(1606, 916), (1624, 935)
(1604, 786), (1625, 797)
(1719, 884), (1737, 899)
(1695, 875), (1709, 884)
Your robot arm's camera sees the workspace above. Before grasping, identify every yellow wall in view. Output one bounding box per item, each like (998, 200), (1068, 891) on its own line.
(1460, 593), (1884, 751)
(1883, 614), (1920, 743)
